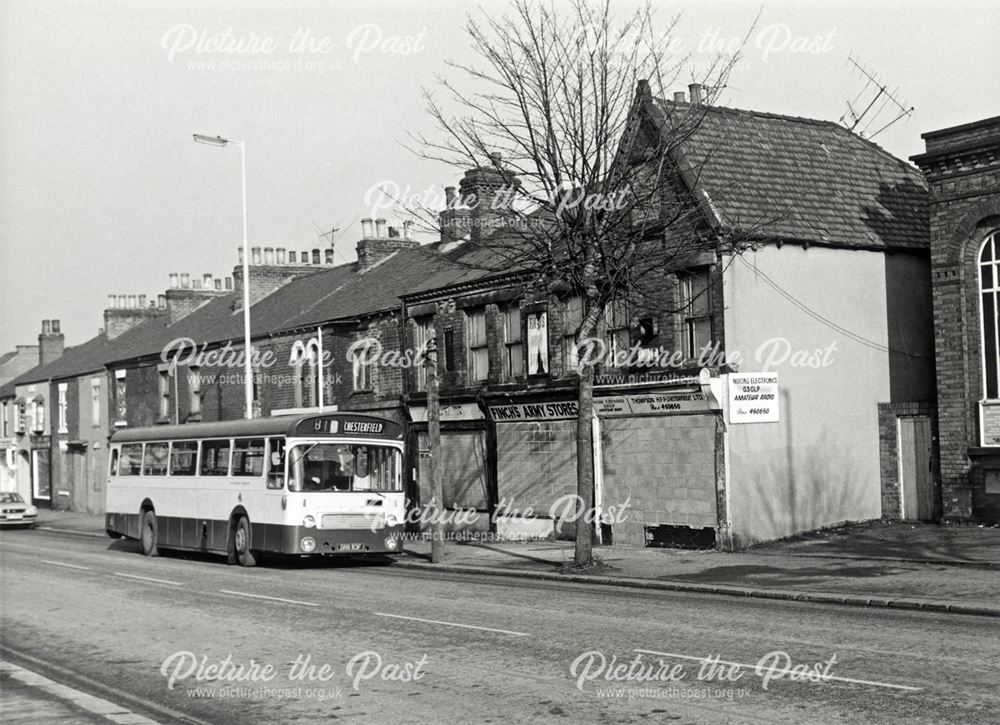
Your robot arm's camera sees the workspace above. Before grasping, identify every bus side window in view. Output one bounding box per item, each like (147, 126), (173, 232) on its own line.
(109, 448), (119, 476)
(266, 438), (285, 490)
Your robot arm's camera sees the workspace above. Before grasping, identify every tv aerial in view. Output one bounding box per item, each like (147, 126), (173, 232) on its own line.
(838, 55), (914, 140)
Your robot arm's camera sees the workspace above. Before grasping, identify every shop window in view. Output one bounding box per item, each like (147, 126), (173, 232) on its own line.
(981, 231), (1000, 400)
(466, 308), (488, 381)
(503, 305), (524, 379)
(680, 271), (713, 360)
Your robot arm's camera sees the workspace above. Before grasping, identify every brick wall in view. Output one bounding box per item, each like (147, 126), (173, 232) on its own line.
(912, 116), (1000, 522)
(601, 414), (718, 546)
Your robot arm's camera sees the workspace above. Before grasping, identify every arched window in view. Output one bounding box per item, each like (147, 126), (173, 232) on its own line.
(981, 231), (1000, 400)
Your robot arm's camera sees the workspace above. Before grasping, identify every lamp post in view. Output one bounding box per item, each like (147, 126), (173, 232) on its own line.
(193, 134), (254, 419)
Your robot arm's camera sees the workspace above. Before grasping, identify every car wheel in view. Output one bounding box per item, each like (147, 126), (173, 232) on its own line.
(141, 510), (158, 557)
(232, 516), (256, 568)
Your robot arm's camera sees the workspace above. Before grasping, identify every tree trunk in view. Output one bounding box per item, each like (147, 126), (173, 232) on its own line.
(574, 361), (595, 567)
(427, 336), (445, 563)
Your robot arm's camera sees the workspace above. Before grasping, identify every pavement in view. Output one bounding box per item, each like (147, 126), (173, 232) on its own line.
(26, 509), (1000, 618)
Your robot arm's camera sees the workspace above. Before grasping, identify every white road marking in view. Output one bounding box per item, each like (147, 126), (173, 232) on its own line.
(1, 660), (160, 724)
(633, 648), (922, 693)
(374, 612), (528, 636)
(40, 560), (90, 571)
(218, 589), (318, 607)
(114, 572), (182, 586)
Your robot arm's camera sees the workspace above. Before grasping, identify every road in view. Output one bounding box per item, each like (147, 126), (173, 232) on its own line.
(1, 527), (998, 724)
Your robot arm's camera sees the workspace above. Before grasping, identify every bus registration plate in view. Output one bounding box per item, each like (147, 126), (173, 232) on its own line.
(337, 543), (365, 552)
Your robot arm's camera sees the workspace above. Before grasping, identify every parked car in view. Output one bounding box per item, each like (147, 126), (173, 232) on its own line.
(0, 492), (37, 528)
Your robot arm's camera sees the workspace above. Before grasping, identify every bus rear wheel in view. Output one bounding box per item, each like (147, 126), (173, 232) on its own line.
(140, 510), (158, 557)
(232, 516), (256, 568)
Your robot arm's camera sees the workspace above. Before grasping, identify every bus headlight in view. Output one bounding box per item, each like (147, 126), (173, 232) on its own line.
(301, 536), (316, 553)
(384, 536), (398, 551)
(302, 515), (315, 528)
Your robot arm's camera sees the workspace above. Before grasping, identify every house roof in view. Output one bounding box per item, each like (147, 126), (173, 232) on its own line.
(8, 335), (112, 387)
(652, 100), (929, 250)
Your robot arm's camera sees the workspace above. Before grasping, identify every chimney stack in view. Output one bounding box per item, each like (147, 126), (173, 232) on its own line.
(688, 83), (703, 105)
(38, 319), (65, 366)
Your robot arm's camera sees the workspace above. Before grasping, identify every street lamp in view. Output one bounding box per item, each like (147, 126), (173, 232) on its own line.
(193, 133), (254, 419)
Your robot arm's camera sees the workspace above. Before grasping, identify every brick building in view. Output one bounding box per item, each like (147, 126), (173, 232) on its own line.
(912, 116), (1000, 522)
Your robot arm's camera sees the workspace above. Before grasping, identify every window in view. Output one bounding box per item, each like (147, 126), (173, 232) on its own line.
(91, 378), (101, 427)
(414, 317), (435, 392)
(562, 296), (585, 373)
(352, 341), (373, 392)
(158, 366), (171, 421)
(109, 448), (119, 476)
(680, 271), (713, 360)
(16, 401), (26, 434)
(114, 370), (127, 423)
(526, 309), (549, 375)
(57, 383), (68, 434)
(604, 298), (631, 364)
(232, 438), (265, 476)
(30, 397), (44, 433)
(187, 367), (201, 419)
(466, 308), (488, 381)
(503, 306), (523, 379)
(981, 231), (1000, 399)
(169, 441), (198, 476)
(143, 443), (169, 476)
(443, 329), (456, 371)
(1, 401), (7, 437)
(119, 444), (143, 475)
(266, 437), (285, 489)
(287, 443), (402, 493)
(199, 439), (231, 476)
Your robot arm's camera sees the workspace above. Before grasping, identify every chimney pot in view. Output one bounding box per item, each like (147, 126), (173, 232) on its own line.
(302, 250), (311, 264)
(193, 279), (202, 290)
(138, 294), (146, 308)
(375, 218), (387, 238)
(108, 294), (116, 308)
(225, 277), (233, 290)
(158, 294), (167, 308)
(324, 249), (334, 265)
(203, 273), (212, 288)
(238, 247), (244, 265)
(169, 273), (179, 289)
(488, 152), (502, 165)
(276, 247), (286, 264)
(118, 295), (126, 308)
(180, 273), (190, 289)
(263, 247), (274, 265)
(127, 294), (137, 308)
(445, 187), (457, 206)
(215, 278), (222, 290)
(688, 83), (703, 105)
(288, 250), (297, 264)
(251, 247), (262, 265)
(42, 319), (51, 334)
(361, 218), (374, 238)
(312, 249), (321, 265)
(403, 220), (414, 239)
(387, 225), (399, 238)
(51, 319), (60, 333)
(673, 91), (686, 103)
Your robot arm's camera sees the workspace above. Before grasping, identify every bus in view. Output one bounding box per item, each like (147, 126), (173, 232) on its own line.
(104, 412), (406, 566)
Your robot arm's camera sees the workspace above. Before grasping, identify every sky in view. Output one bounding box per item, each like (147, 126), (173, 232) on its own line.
(1, 0), (998, 353)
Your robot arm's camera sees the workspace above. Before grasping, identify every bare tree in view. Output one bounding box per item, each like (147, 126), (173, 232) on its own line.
(410, 0), (761, 566)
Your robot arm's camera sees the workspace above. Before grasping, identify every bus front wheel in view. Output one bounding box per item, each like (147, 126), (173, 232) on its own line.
(140, 511), (158, 557)
(232, 516), (256, 568)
